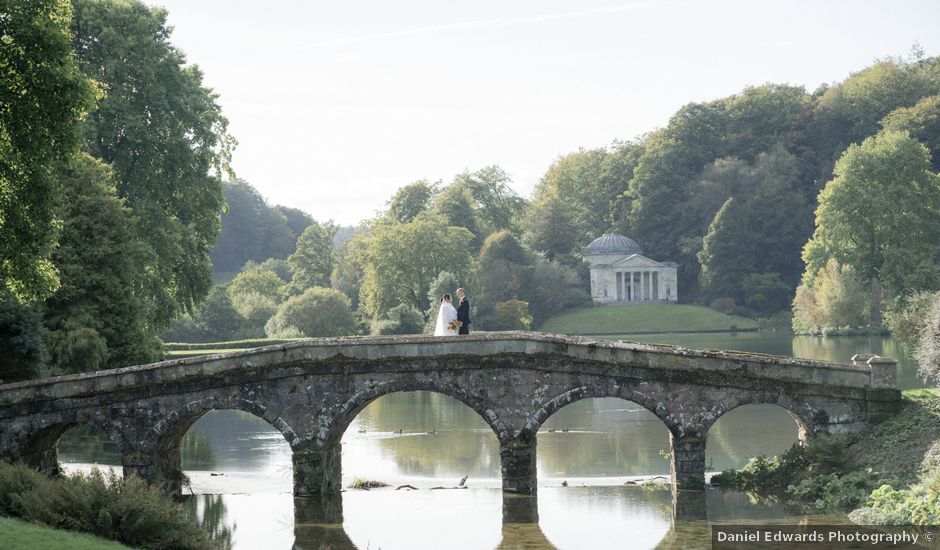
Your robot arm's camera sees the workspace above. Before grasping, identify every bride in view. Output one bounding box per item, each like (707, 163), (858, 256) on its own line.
(433, 293), (459, 336)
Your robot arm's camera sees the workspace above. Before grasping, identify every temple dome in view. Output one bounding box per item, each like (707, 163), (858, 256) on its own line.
(583, 233), (642, 256)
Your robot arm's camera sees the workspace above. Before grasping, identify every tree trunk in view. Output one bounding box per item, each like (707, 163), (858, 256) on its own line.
(870, 276), (883, 327)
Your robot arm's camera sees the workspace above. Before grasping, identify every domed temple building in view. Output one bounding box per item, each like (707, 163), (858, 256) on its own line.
(583, 234), (678, 304)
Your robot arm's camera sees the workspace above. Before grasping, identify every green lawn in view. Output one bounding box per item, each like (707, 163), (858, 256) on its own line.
(537, 303), (759, 335)
(0, 517), (133, 550)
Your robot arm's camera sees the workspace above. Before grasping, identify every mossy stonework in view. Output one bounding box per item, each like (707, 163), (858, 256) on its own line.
(0, 332), (900, 496)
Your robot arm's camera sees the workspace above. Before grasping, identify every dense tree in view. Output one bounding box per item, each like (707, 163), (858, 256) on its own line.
(289, 220), (338, 291)
(71, 0), (234, 326)
(211, 181), (296, 275)
(331, 229), (370, 309)
(881, 94), (940, 171)
(0, 292), (47, 382)
(226, 263), (285, 336)
(265, 287), (356, 338)
(360, 216), (474, 318)
(275, 205), (315, 244)
(526, 261), (591, 327)
(434, 184), (481, 250)
(370, 304), (425, 335)
(0, 0), (96, 300)
(523, 192), (579, 263)
(792, 260), (869, 333)
(914, 294), (940, 384)
(803, 131), (940, 325)
(44, 154), (161, 371)
(451, 166), (525, 235)
(696, 147), (812, 307)
(387, 180), (438, 223)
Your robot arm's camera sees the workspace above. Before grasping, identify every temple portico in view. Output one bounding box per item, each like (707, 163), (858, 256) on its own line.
(583, 234), (678, 304)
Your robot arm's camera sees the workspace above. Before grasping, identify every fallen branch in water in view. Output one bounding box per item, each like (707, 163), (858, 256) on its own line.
(396, 484), (418, 490)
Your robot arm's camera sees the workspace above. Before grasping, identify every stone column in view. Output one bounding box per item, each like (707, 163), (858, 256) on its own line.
(500, 437), (537, 495)
(670, 435), (706, 491)
(293, 441), (342, 496)
(121, 448), (155, 480)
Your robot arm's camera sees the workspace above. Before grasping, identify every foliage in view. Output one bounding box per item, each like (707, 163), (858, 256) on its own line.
(0, 0), (97, 301)
(331, 229), (370, 309)
(741, 273), (792, 315)
(387, 180), (437, 223)
(526, 261), (591, 326)
(792, 260), (869, 333)
(265, 287), (357, 338)
(788, 470), (884, 511)
(72, 0), (235, 327)
(227, 264), (284, 305)
(710, 298), (737, 315)
(0, 462), (211, 549)
(802, 131), (940, 325)
(882, 94), (940, 171)
(210, 180), (298, 274)
(289, 220), (338, 291)
(434, 184), (481, 250)
(915, 296), (940, 384)
(370, 304), (424, 335)
(451, 166), (525, 236)
(360, 215), (474, 318)
(885, 291), (940, 348)
(850, 471), (940, 525)
(0, 291), (47, 382)
(44, 154), (161, 372)
(490, 300), (533, 330)
(160, 285), (244, 343)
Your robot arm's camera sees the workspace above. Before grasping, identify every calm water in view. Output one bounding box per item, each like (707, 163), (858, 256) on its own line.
(57, 333), (922, 549)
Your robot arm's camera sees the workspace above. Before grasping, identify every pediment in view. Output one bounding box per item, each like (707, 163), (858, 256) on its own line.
(610, 254), (666, 268)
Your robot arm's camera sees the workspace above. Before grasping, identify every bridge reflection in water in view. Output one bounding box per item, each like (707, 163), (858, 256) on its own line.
(289, 489), (708, 550)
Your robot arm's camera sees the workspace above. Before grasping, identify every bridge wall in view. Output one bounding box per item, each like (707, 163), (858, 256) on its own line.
(0, 333), (901, 495)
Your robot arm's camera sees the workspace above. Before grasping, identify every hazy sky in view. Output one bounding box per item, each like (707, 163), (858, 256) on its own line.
(146, 0), (940, 225)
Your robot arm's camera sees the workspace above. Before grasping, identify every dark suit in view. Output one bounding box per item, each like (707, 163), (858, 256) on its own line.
(457, 297), (471, 334)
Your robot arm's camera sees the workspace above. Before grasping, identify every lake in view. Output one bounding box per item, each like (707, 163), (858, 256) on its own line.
(58, 333), (921, 549)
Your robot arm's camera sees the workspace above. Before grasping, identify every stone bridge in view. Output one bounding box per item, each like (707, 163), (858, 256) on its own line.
(0, 332), (901, 496)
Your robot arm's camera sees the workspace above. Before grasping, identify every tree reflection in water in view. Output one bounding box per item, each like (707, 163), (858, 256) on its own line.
(183, 494), (235, 550)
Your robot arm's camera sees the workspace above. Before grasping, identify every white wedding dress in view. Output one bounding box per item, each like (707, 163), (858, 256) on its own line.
(433, 301), (459, 336)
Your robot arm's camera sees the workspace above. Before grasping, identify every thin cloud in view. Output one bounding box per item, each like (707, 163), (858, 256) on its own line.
(296, 3), (653, 50)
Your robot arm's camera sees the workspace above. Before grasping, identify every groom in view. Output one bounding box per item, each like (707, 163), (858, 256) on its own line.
(455, 288), (471, 335)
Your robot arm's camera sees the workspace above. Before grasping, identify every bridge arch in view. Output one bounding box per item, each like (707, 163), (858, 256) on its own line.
(522, 384), (679, 440)
(19, 412), (131, 476)
(703, 393), (814, 440)
(326, 377), (509, 446)
(146, 394), (299, 493)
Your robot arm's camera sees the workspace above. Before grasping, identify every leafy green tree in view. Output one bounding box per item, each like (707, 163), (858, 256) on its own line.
(332, 229), (370, 309)
(360, 216), (474, 318)
(914, 294), (940, 384)
(434, 184), (481, 250)
(275, 205), (315, 243)
(491, 300), (533, 330)
(44, 154), (161, 370)
(289, 220), (339, 290)
(265, 287), (356, 338)
(258, 258), (292, 283)
(370, 304), (425, 335)
(226, 263), (285, 335)
(211, 180), (295, 275)
(523, 193), (579, 263)
(793, 260), (869, 333)
(0, 0), (96, 300)
(387, 180), (438, 223)
(698, 197), (752, 300)
(452, 166), (525, 235)
(803, 131), (940, 325)
(71, 0), (234, 326)
(741, 273), (792, 315)
(881, 94), (940, 171)
(526, 261), (591, 327)
(196, 286), (244, 342)
(0, 291), (47, 382)
(886, 291), (940, 348)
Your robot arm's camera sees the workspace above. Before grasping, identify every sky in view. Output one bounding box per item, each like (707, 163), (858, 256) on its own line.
(145, 0), (940, 225)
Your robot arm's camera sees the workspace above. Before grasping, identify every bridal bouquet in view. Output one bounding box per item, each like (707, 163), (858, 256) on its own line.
(448, 319), (462, 331)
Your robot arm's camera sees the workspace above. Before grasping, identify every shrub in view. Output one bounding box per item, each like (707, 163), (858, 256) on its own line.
(742, 272), (791, 314)
(915, 296), (940, 385)
(710, 298), (736, 315)
(792, 260), (869, 333)
(47, 325), (109, 374)
(490, 300), (534, 330)
(885, 291), (939, 348)
(265, 287), (357, 338)
(0, 462), (211, 549)
(371, 304), (424, 335)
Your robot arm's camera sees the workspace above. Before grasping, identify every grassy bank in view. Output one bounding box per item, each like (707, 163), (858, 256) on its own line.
(0, 517), (133, 550)
(538, 304), (759, 335)
(711, 389), (940, 523)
